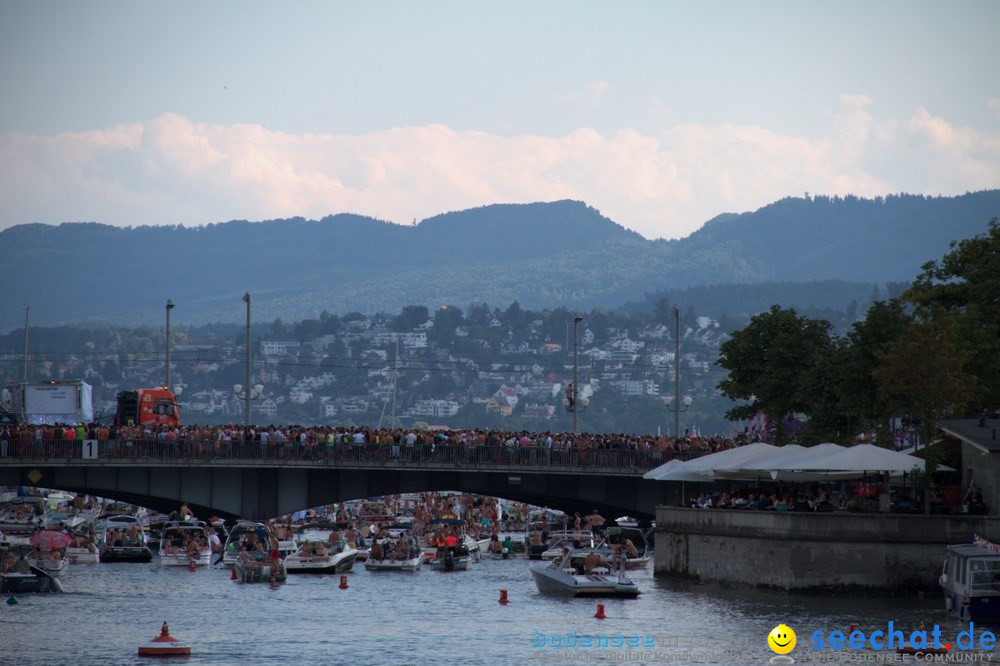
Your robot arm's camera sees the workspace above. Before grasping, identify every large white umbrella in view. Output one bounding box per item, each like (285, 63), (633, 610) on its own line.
(643, 458), (716, 483)
(778, 444), (931, 473)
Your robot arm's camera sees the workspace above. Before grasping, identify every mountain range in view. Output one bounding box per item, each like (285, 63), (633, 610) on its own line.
(2, 190), (998, 330)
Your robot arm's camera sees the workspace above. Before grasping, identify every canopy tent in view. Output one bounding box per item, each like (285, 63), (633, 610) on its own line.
(642, 458), (715, 483)
(775, 443), (934, 473)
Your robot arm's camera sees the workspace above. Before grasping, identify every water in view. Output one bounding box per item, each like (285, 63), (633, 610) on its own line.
(0, 558), (981, 665)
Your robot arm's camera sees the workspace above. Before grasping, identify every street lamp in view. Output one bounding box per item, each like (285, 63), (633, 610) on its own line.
(165, 299), (175, 390)
(662, 306), (693, 437)
(563, 315), (589, 433)
(22, 304), (29, 381)
(233, 291), (264, 427)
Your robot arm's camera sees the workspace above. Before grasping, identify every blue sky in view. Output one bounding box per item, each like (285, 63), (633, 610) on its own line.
(1, 1), (997, 238)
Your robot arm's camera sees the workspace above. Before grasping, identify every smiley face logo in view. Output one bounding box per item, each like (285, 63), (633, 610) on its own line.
(767, 624), (796, 655)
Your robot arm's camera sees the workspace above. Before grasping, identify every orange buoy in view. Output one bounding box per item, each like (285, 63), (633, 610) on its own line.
(138, 621), (191, 657)
(594, 604), (606, 619)
(849, 623), (860, 634)
(339, 575), (349, 589)
(230, 567), (238, 581)
(499, 589), (509, 604)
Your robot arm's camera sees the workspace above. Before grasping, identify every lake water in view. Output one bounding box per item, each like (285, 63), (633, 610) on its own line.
(0, 556), (985, 665)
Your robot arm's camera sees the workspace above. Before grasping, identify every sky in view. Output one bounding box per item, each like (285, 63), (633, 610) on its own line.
(1, 1), (998, 240)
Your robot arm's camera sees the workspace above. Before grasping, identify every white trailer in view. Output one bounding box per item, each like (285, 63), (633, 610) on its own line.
(1, 380), (94, 425)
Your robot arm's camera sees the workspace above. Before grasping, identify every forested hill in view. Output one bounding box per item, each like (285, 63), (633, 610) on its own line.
(2, 192), (997, 329)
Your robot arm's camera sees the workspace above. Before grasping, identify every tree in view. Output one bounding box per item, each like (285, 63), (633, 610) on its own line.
(394, 305), (430, 332)
(904, 218), (1000, 413)
(873, 317), (977, 446)
(717, 305), (832, 442)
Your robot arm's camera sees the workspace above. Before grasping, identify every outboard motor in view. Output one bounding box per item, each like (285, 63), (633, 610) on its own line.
(444, 549), (455, 571)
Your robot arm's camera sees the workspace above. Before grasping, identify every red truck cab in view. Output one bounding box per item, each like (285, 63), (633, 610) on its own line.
(115, 387), (180, 427)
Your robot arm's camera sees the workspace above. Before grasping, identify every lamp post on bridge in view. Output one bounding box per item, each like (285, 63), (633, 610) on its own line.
(662, 306), (692, 437)
(165, 299), (174, 391)
(564, 315), (589, 433)
(233, 292), (263, 427)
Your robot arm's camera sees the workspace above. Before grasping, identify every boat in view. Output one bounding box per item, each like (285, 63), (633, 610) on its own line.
(0, 497), (45, 533)
(98, 514), (153, 563)
(0, 564), (64, 593)
(26, 551), (69, 577)
(422, 518), (478, 569)
(158, 520), (211, 567)
(233, 547), (287, 583)
(285, 540), (357, 574)
(940, 541), (1000, 621)
(529, 548), (640, 598)
(40, 506), (89, 531)
(220, 520), (282, 567)
(544, 527), (652, 571)
(363, 536), (426, 572)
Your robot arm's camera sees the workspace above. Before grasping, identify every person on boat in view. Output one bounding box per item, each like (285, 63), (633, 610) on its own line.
(444, 529), (458, 554)
(624, 539), (639, 558)
(1, 551), (15, 572)
(370, 540), (384, 561)
(489, 535), (503, 554)
(434, 530), (447, 559)
(208, 528), (222, 551)
(502, 535), (514, 553)
(313, 542), (326, 557)
(328, 529), (341, 544)
(179, 503), (193, 520)
(14, 551), (31, 574)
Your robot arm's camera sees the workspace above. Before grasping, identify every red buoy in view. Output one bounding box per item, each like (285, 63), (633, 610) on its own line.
(499, 589), (509, 604)
(138, 621), (191, 657)
(230, 567), (238, 581)
(594, 604), (607, 619)
(339, 575), (349, 589)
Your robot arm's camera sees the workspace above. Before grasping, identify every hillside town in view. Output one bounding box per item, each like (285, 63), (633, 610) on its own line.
(2, 304), (733, 434)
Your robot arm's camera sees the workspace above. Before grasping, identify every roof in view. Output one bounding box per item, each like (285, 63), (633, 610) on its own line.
(939, 419), (1000, 454)
(948, 544), (1000, 558)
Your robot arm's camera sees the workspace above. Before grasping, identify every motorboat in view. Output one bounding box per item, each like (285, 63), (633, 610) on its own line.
(27, 552), (69, 577)
(98, 514), (153, 563)
(941, 541), (1000, 621)
(233, 548), (287, 583)
(0, 497), (46, 533)
(364, 536), (426, 572)
(0, 564), (64, 593)
(158, 520), (211, 567)
(41, 506), (90, 531)
(285, 539), (358, 574)
(544, 527), (652, 570)
(540, 535), (597, 561)
(220, 520), (276, 567)
(423, 518), (479, 568)
(529, 548), (640, 598)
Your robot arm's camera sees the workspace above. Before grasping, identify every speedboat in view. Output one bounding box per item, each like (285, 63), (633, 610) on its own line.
(364, 537), (426, 572)
(0, 497), (45, 533)
(286, 539), (358, 574)
(423, 519), (478, 568)
(41, 507), (89, 531)
(941, 541), (1000, 621)
(98, 515), (153, 563)
(233, 548), (287, 583)
(27, 552), (69, 577)
(220, 520), (276, 567)
(529, 548), (640, 598)
(158, 520), (211, 567)
(0, 564), (64, 593)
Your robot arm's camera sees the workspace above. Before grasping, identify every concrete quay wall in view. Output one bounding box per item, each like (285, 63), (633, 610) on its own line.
(654, 507), (1000, 594)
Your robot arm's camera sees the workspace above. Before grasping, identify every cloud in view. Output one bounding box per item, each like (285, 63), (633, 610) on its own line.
(1, 98), (998, 239)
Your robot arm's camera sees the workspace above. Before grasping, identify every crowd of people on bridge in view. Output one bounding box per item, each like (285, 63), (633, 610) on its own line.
(0, 421), (760, 468)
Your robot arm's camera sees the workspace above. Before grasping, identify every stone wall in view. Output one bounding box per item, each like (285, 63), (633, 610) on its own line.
(654, 507), (1000, 593)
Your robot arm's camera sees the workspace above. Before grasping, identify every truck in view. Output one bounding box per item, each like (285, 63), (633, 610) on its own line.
(114, 387), (181, 428)
(1, 379), (94, 425)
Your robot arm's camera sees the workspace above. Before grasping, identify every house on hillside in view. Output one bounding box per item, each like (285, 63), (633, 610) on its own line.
(485, 386), (518, 416)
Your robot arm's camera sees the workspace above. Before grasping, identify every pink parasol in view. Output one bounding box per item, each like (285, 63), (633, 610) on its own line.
(29, 530), (73, 551)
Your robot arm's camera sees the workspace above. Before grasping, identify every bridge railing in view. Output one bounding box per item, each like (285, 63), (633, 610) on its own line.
(0, 437), (688, 470)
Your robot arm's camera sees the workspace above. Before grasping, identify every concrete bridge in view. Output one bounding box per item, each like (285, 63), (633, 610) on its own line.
(0, 439), (680, 521)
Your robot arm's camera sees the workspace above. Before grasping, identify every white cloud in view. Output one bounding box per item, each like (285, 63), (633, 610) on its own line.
(1, 98), (998, 239)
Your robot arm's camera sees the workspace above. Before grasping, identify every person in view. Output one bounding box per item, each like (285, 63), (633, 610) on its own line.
(565, 383), (575, 410)
(14, 551), (31, 574)
(489, 535), (503, 554)
(502, 535), (514, 553)
(624, 539), (639, 558)
(1, 551), (16, 572)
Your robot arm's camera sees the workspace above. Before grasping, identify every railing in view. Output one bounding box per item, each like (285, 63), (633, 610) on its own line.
(0, 438), (687, 471)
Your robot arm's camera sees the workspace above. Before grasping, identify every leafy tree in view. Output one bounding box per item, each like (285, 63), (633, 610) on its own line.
(716, 305), (832, 442)
(873, 316), (978, 446)
(393, 305), (430, 332)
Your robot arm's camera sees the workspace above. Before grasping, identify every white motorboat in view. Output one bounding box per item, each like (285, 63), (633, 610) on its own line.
(364, 536), (426, 572)
(364, 552), (425, 572)
(158, 520), (211, 567)
(529, 549), (640, 598)
(542, 527), (652, 570)
(98, 514), (153, 563)
(220, 520), (276, 567)
(41, 507), (89, 531)
(286, 540), (358, 574)
(65, 542), (100, 564)
(423, 518), (478, 568)
(27, 553), (69, 577)
(0, 497), (45, 533)
(233, 549), (287, 583)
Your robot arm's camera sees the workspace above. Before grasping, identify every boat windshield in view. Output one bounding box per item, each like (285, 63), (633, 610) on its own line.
(967, 558), (1000, 595)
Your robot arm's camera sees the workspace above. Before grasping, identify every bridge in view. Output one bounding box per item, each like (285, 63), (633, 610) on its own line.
(0, 439), (682, 521)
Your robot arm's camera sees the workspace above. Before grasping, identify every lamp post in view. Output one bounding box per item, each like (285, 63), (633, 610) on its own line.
(165, 299), (174, 390)
(662, 306), (692, 437)
(232, 292), (263, 427)
(22, 304), (29, 381)
(563, 315), (588, 433)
